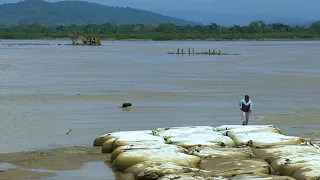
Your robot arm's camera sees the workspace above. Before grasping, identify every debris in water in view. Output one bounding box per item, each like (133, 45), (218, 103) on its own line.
(121, 103), (132, 108)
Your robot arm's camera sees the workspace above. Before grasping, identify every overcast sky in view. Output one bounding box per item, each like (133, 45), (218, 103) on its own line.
(1, 0), (319, 25)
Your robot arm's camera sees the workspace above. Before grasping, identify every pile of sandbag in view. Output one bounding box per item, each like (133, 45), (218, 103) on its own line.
(110, 144), (186, 162)
(124, 161), (212, 180)
(96, 131), (165, 153)
(270, 154), (320, 176)
(153, 126), (217, 138)
(216, 125), (303, 148)
(251, 143), (320, 179)
(94, 126), (231, 179)
(199, 158), (274, 177)
(215, 125), (282, 134)
(93, 125), (320, 180)
(291, 165), (320, 180)
(93, 130), (155, 146)
(165, 133), (235, 148)
(113, 148), (201, 172)
(187, 146), (254, 159)
(153, 126), (235, 148)
(252, 144), (320, 163)
(218, 125), (320, 179)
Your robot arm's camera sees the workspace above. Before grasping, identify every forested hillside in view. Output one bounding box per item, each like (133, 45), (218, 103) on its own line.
(0, 0), (196, 25)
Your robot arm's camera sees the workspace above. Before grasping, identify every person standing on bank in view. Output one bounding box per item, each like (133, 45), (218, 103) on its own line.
(239, 95), (252, 125)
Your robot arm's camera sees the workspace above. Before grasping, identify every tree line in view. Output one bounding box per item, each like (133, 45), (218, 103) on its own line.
(1, 21), (320, 40)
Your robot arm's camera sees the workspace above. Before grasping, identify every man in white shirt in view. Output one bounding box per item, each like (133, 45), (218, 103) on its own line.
(239, 95), (252, 125)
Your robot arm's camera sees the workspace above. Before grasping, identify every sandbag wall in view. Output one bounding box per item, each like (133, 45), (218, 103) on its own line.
(93, 125), (320, 180)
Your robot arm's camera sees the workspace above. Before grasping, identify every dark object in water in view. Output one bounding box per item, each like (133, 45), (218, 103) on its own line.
(122, 103), (132, 108)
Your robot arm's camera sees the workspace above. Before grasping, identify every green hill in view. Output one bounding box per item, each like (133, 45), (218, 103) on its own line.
(0, 0), (197, 25)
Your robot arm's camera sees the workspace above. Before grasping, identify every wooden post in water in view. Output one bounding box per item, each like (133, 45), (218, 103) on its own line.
(219, 49), (221, 55)
(192, 48), (194, 55)
(213, 49), (216, 55)
(209, 49), (211, 55)
(188, 48), (191, 55)
(182, 49), (184, 55)
(177, 48), (180, 54)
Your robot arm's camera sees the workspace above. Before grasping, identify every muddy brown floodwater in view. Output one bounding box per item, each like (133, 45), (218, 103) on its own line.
(1, 39), (320, 179)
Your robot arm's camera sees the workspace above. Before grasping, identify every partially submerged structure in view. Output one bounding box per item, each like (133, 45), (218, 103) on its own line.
(69, 34), (101, 46)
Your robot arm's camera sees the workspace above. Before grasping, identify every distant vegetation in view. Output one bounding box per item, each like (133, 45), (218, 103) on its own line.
(1, 21), (320, 40)
(1, 1), (319, 41)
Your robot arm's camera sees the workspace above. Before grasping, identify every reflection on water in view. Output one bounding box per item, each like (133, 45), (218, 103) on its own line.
(44, 162), (117, 180)
(1, 39), (320, 178)
(0, 162), (16, 171)
(0, 162), (119, 180)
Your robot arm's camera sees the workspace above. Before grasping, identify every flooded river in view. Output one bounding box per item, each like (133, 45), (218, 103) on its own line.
(1, 39), (320, 179)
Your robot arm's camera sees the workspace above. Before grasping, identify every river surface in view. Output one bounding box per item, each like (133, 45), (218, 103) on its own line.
(1, 39), (320, 179)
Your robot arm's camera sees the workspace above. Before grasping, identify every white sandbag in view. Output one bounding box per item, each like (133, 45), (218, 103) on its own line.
(120, 173), (136, 180)
(270, 154), (320, 176)
(227, 132), (303, 147)
(101, 132), (165, 153)
(125, 161), (211, 180)
(113, 149), (201, 172)
(199, 158), (274, 177)
(188, 146), (254, 159)
(153, 126), (216, 138)
(111, 144), (186, 162)
(93, 130), (154, 146)
(230, 174), (296, 180)
(292, 165), (320, 180)
(252, 144), (319, 163)
(219, 126), (282, 135)
(102, 138), (165, 153)
(215, 125), (278, 132)
(166, 133), (235, 149)
(158, 173), (228, 180)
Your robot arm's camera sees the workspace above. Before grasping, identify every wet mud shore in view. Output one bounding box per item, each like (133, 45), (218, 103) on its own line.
(0, 146), (109, 180)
